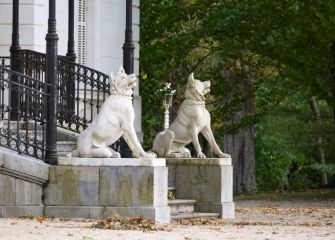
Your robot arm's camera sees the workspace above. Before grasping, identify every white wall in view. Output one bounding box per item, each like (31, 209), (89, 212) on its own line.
(0, 0), (142, 136)
(0, 0), (68, 56)
(0, 0), (140, 73)
(86, 0), (140, 77)
(85, 0), (142, 136)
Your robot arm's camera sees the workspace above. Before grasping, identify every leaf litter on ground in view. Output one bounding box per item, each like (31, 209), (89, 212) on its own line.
(19, 214), (45, 224)
(92, 215), (173, 231)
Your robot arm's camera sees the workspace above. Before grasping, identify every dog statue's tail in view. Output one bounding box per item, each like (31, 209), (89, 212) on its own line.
(68, 149), (80, 158)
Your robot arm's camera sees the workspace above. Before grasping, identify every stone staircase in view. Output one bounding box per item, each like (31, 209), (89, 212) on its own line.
(0, 121), (76, 157)
(168, 187), (219, 220)
(57, 140), (76, 156)
(0, 121), (77, 157)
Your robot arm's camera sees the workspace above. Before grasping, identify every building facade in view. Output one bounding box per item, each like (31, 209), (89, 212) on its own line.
(0, 0), (142, 138)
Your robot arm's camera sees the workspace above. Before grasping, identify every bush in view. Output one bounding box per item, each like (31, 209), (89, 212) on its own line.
(255, 97), (335, 191)
(255, 126), (293, 190)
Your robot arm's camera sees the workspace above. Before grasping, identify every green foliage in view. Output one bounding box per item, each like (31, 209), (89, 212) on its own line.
(140, 0), (335, 188)
(310, 164), (335, 176)
(255, 129), (293, 191)
(141, 0), (335, 140)
(256, 95), (335, 190)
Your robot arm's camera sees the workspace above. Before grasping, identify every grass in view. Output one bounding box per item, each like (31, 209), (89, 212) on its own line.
(234, 189), (335, 201)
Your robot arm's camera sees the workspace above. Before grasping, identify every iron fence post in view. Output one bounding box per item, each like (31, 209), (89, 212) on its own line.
(121, 0), (135, 158)
(10, 0), (21, 121)
(45, 0), (59, 164)
(66, 0), (76, 116)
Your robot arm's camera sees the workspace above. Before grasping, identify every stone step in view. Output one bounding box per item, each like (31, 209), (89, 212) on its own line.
(57, 141), (76, 156)
(57, 140), (76, 146)
(168, 199), (196, 215)
(168, 187), (176, 200)
(171, 212), (220, 220)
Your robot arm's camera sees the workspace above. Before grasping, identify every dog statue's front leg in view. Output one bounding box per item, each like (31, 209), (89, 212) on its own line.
(123, 126), (156, 158)
(201, 126), (230, 158)
(190, 126), (206, 158)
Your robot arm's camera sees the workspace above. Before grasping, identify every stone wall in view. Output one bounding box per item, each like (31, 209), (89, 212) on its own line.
(167, 158), (235, 219)
(0, 148), (49, 217)
(0, 149), (235, 222)
(0, 152), (170, 223)
(44, 157), (170, 223)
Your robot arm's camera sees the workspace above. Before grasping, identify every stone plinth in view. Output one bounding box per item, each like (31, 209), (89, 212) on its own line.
(0, 148), (49, 217)
(44, 157), (170, 223)
(167, 158), (234, 218)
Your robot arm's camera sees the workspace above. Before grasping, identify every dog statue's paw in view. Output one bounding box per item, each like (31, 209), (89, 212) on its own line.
(111, 152), (121, 158)
(197, 152), (206, 158)
(141, 152), (157, 158)
(218, 152), (231, 158)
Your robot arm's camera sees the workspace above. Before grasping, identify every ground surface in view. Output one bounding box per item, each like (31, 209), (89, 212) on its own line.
(0, 192), (334, 240)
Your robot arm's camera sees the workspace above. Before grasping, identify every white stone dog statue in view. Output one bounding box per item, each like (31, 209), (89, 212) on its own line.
(71, 66), (155, 158)
(152, 73), (230, 158)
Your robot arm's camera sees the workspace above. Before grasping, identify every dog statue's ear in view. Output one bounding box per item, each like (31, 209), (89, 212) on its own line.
(118, 66), (125, 74)
(109, 72), (113, 82)
(188, 73), (195, 87)
(109, 73), (115, 89)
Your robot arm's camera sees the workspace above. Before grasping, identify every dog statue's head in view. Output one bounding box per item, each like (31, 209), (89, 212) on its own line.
(109, 66), (137, 97)
(185, 73), (211, 101)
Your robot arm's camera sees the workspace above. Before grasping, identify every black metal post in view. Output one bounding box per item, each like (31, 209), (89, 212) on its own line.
(66, 0), (76, 116)
(10, 0), (21, 120)
(121, 0), (135, 158)
(45, 0), (59, 164)
(123, 0), (135, 74)
(66, 0), (76, 62)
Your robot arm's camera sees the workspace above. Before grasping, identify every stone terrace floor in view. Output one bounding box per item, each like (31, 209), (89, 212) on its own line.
(0, 191), (334, 240)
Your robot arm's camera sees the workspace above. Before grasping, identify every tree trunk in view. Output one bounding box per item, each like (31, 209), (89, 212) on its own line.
(224, 77), (257, 194)
(309, 96), (328, 185)
(331, 43), (335, 128)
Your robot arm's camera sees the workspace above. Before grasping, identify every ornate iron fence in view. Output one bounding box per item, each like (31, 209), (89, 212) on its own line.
(0, 50), (123, 160)
(0, 66), (49, 159)
(0, 57), (10, 69)
(57, 58), (110, 132)
(18, 49), (110, 133)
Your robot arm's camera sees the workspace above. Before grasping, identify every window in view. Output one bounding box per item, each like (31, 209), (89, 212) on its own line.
(77, 0), (87, 65)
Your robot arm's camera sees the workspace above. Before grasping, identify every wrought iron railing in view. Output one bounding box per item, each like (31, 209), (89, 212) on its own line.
(0, 57), (10, 69)
(0, 66), (49, 159)
(18, 49), (110, 133)
(0, 50), (122, 160)
(57, 57), (110, 132)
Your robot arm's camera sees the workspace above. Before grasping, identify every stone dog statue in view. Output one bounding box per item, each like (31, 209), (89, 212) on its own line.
(71, 66), (155, 158)
(152, 73), (230, 158)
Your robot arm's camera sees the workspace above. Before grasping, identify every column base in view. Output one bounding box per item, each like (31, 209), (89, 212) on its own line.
(195, 202), (235, 219)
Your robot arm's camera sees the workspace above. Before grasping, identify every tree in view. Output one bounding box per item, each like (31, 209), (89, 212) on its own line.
(140, 0), (335, 193)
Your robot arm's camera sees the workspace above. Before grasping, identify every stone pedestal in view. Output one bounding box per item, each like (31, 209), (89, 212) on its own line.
(167, 158), (234, 218)
(0, 148), (49, 217)
(44, 157), (170, 223)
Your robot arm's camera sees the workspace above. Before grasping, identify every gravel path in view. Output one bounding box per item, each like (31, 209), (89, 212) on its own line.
(0, 199), (334, 240)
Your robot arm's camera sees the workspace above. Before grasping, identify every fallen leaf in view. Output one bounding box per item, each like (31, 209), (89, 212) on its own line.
(35, 216), (45, 224)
